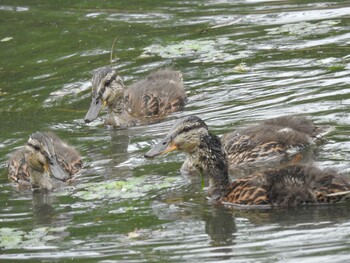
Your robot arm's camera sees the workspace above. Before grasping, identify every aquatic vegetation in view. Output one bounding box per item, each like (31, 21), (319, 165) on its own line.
(233, 62), (251, 73)
(0, 227), (66, 250)
(140, 38), (252, 63)
(318, 57), (347, 72)
(327, 64), (346, 71)
(73, 176), (176, 200)
(266, 20), (340, 36)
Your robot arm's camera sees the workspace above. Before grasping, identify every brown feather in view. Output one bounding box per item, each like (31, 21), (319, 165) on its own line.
(222, 116), (326, 176)
(125, 69), (186, 118)
(7, 132), (82, 190)
(147, 116), (348, 208)
(221, 165), (350, 207)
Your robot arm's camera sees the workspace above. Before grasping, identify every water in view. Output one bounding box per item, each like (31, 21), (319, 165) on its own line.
(1, 0), (350, 261)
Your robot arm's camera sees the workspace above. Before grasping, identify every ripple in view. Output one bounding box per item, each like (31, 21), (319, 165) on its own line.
(1, 0), (350, 262)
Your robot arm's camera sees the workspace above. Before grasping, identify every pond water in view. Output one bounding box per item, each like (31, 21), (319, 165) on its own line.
(1, 0), (350, 262)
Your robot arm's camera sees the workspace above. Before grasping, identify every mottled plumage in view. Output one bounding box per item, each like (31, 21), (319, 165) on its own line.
(84, 66), (186, 128)
(8, 132), (82, 191)
(222, 116), (325, 175)
(147, 115), (325, 177)
(145, 116), (350, 208)
(222, 165), (350, 207)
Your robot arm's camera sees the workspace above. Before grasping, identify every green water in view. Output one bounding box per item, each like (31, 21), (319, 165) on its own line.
(1, 0), (350, 262)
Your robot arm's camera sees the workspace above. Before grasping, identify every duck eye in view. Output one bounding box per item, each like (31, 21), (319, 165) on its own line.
(104, 74), (116, 87)
(33, 145), (41, 151)
(182, 126), (191, 133)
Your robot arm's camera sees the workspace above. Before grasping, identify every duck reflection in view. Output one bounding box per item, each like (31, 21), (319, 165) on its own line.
(152, 184), (237, 248)
(203, 206), (236, 247)
(230, 203), (350, 227)
(31, 191), (71, 240)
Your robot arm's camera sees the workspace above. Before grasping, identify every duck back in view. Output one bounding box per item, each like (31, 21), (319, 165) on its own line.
(124, 69), (186, 117)
(222, 116), (326, 176)
(222, 165), (350, 207)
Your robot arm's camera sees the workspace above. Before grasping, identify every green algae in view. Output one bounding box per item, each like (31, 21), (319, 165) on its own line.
(73, 176), (177, 201)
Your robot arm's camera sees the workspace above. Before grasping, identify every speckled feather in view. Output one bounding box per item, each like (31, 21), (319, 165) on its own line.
(222, 164), (350, 207)
(222, 116), (325, 169)
(196, 134), (230, 198)
(8, 148), (31, 188)
(124, 69), (186, 118)
(8, 132), (82, 188)
(147, 115), (350, 208)
(86, 67), (187, 128)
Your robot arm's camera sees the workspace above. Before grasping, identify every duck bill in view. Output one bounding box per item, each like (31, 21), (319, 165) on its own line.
(44, 157), (70, 181)
(144, 139), (178, 158)
(84, 96), (105, 123)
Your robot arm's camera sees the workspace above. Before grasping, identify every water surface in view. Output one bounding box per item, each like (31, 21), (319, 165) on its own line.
(1, 0), (350, 262)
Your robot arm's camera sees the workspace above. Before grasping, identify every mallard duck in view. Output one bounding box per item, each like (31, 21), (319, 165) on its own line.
(222, 115), (326, 175)
(8, 132), (82, 191)
(144, 116), (350, 208)
(84, 66), (186, 128)
(147, 115), (325, 176)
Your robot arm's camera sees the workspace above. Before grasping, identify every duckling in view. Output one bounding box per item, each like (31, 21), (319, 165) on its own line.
(84, 66), (186, 128)
(222, 115), (326, 175)
(145, 116), (350, 208)
(147, 115), (325, 176)
(8, 132), (82, 191)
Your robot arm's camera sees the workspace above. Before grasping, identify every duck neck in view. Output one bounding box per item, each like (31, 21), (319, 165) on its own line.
(108, 94), (124, 114)
(194, 134), (230, 199)
(106, 103), (137, 128)
(105, 79), (137, 127)
(105, 75), (126, 113)
(28, 168), (54, 191)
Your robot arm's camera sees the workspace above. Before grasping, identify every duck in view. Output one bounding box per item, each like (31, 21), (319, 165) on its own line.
(144, 116), (350, 208)
(84, 66), (186, 128)
(221, 115), (327, 175)
(8, 132), (82, 191)
(146, 115), (326, 177)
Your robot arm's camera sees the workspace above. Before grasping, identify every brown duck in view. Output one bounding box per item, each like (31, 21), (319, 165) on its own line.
(222, 115), (327, 175)
(8, 132), (82, 191)
(145, 116), (350, 208)
(84, 66), (186, 128)
(147, 115), (326, 176)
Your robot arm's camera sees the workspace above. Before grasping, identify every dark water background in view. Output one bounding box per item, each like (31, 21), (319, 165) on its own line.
(1, 0), (350, 262)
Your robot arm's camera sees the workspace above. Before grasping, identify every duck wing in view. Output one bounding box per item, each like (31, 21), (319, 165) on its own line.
(222, 117), (324, 171)
(8, 147), (31, 185)
(46, 132), (82, 176)
(124, 69), (186, 118)
(221, 165), (350, 207)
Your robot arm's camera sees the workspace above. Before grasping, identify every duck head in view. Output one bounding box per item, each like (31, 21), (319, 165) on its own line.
(25, 132), (70, 181)
(145, 116), (229, 198)
(145, 116), (209, 158)
(84, 66), (125, 123)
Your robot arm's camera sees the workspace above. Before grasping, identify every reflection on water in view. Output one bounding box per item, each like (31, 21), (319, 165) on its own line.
(0, 0), (350, 261)
(203, 207), (236, 247)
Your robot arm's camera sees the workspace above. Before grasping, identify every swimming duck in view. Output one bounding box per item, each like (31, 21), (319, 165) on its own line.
(144, 116), (350, 208)
(222, 115), (326, 175)
(8, 132), (82, 191)
(84, 66), (186, 128)
(147, 115), (325, 176)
